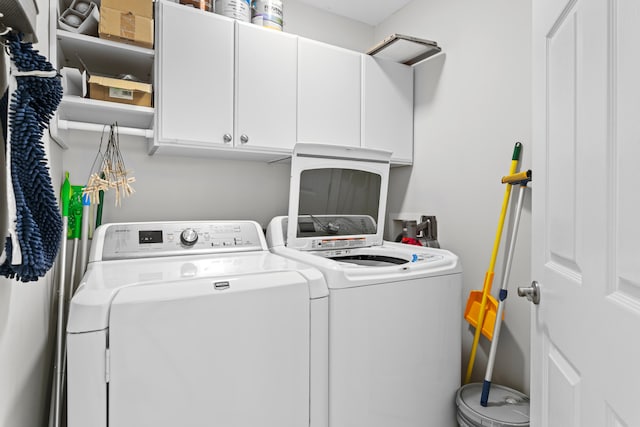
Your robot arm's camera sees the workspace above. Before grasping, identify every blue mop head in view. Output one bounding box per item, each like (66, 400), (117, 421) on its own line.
(0, 33), (63, 282)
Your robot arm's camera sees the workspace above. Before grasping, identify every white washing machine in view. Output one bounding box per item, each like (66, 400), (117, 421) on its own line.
(66, 220), (329, 427)
(266, 143), (463, 427)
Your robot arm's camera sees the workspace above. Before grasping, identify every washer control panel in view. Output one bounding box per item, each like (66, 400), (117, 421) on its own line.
(96, 221), (266, 261)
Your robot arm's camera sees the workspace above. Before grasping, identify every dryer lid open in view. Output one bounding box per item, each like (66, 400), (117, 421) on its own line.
(286, 143), (391, 251)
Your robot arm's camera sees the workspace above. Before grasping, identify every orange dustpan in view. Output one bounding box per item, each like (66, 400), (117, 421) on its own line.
(464, 142), (522, 384)
(464, 288), (499, 340)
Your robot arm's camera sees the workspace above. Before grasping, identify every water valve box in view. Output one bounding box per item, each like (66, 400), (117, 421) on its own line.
(82, 69), (152, 107)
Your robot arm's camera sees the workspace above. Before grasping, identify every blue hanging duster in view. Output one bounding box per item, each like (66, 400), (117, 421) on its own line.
(0, 33), (63, 282)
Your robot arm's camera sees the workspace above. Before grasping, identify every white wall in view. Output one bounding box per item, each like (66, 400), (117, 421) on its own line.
(0, 0), (65, 425)
(283, 0), (374, 52)
(377, 0), (533, 393)
(62, 136), (292, 226)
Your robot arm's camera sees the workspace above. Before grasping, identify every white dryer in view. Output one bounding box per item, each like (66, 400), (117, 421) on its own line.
(266, 143), (463, 427)
(66, 220), (328, 427)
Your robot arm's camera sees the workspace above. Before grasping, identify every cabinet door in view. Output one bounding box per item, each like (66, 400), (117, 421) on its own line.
(297, 38), (361, 147)
(235, 23), (297, 151)
(156, 2), (234, 147)
(362, 56), (414, 164)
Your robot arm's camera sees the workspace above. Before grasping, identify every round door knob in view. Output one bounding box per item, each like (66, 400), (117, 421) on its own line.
(240, 134), (249, 144)
(223, 133), (232, 143)
(517, 281), (540, 305)
(180, 228), (198, 246)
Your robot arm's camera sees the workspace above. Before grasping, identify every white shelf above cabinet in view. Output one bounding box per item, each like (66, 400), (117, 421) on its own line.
(58, 96), (154, 129)
(51, 96), (155, 147)
(55, 30), (155, 81)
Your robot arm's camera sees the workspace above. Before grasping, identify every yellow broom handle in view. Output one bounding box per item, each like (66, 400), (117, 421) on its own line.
(465, 142), (521, 384)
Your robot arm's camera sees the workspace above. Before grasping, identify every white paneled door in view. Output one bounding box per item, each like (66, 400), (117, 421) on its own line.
(532, 0), (640, 426)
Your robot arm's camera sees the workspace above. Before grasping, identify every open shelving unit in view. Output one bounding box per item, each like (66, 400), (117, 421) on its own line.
(49, 0), (155, 148)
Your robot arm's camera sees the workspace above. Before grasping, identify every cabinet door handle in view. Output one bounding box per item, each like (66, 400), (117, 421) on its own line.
(223, 133), (232, 143)
(240, 134), (249, 144)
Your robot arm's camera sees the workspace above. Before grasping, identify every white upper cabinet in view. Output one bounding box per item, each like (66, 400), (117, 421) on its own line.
(153, 2), (297, 156)
(154, 1), (234, 150)
(235, 22), (297, 152)
(297, 38), (361, 147)
(149, 0), (415, 163)
(362, 56), (414, 164)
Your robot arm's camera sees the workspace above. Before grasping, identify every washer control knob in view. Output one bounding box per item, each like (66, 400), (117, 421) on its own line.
(180, 228), (199, 246)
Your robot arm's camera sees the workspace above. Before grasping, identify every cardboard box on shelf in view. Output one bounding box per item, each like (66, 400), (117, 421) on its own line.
(101, 0), (153, 18)
(82, 68), (152, 107)
(99, 0), (154, 48)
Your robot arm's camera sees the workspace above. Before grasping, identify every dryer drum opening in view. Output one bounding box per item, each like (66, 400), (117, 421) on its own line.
(330, 254), (407, 266)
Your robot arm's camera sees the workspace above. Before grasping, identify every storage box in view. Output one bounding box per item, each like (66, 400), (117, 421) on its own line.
(99, 0), (154, 48)
(101, 0), (153, 18)
(82, 69), (153, 107)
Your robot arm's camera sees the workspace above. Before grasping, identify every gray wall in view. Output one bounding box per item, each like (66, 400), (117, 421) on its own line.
(377, 0), (533, 392)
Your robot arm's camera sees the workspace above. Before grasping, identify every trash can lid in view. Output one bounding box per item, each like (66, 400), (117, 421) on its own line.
(456, 383), (530, 427)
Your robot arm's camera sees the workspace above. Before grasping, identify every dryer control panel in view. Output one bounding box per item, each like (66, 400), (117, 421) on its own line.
(92, 221), (267, 261)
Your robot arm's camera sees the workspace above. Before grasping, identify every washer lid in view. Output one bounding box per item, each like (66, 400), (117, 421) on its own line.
(67, 251), (328, 333)
(286, 143), (391, 251)
(456, 383), (530, 427)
